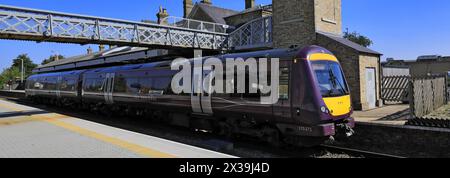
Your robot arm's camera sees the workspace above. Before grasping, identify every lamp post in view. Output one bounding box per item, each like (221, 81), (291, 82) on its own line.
(21, 57), (24, 83)
(51, 50), (60, 61)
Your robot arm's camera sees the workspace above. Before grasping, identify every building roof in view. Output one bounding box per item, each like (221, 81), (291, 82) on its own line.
(37, 47), (148, 69)
(32, 46), (181, 73)
(317, 31), (382, 55)
(224, 4), (272, 19)
(191, 3), (238, 24)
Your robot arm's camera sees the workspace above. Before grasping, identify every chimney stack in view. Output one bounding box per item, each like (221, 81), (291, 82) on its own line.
(183, 0), (193, 18)
(201, 0), (212, 5)
(99, 44), (105, 52)
(87, 47), (93, 55)
(156, 6), (169, 25)
(245, 0), (255, 9)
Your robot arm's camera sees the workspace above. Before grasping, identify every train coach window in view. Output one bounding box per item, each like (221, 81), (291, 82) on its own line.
(83, 79), (94, 91)
(279, 67), (290, 100)
(61, 79), (76, 91)
(114, 76), (127, 93)
(45, 77), (58, 90)
(126, 78), (140, 94)
(140, 78), (152, 94)
(67, 79), (77, 91)
(26, 79), (34, 89)
(95, 79), (105, 92)
(84, 78), (104, 92)
(152, 77), (172, 95)
(34, 78), (44, 89)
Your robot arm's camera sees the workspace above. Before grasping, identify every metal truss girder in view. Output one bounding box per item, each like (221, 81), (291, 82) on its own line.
(229, 16), (273, 51)
(0, 5), (273, 52)
(0, 5), (229, 50)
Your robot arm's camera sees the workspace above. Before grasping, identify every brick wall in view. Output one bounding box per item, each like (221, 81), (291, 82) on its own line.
(273, 0), (316, 48)
(332, 123), (450, 157)
(314, 0), (342, 35)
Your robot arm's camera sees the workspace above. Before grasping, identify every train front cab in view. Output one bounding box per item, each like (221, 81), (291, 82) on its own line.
(277, 46), (355, 142)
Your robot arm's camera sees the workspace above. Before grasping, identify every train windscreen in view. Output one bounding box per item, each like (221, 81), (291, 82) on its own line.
(311, 61), (349, 97)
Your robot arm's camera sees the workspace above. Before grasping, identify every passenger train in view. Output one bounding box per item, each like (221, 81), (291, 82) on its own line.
(26, 45), (355, 147)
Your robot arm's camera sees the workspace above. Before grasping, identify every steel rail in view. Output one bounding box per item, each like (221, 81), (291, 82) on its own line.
(320, 145), (407, 158)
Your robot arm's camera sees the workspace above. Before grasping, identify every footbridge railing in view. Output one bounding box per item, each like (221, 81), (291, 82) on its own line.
(0, 5), (229, 50)
(0, 4), (274, 52)
(229, 16), (273, 51)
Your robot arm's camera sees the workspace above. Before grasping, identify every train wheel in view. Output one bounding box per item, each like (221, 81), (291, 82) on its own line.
(217, 122), (233, 139)
(262, 126), (282, 148)
(102, 106), (113, 118)
(285, 136), (328, 148)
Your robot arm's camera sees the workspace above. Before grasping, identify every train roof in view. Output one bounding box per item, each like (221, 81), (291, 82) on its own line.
(63, 48), (302, 75)
(32, 47), (177, 74)
(83, 61), (168, 74)
(29, 69), (86, 78)
(220, 47), (300, 59)
(30, 46), (336, 77)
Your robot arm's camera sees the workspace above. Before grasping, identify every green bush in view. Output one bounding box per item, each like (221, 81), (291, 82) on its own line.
(0, 67), (20, 88)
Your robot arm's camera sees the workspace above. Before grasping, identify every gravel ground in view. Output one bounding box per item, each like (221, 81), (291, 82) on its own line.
(426, 103), (450, 119)
(315, 152), (354, 158)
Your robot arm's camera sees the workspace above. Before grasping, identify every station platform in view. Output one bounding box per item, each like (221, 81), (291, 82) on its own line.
(353, 104), (410, 125)
(0, 98), (236, 158)
(0, 90), (25, 99)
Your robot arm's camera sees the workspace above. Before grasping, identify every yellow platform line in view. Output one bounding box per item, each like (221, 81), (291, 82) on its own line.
(0, 114), (68, 126)
(0, 101), (175, 158)
(43, 116), (175, 158)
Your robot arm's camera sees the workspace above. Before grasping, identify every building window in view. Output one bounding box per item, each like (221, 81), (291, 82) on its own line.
(279, 67), (290, 100)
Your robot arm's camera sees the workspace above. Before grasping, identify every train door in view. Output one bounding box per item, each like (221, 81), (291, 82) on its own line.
(201, 69), (213, 114)
(191, 65), (203, 113)
(56, 76), (62, 99)
(191, 65), (213, 115)
(104, 73), (115, 104)
(77, 74), (83, 98)
(272, 60), (292, 121)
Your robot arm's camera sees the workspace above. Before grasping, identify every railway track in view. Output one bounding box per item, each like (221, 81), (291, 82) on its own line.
(320, 145), (407, 158)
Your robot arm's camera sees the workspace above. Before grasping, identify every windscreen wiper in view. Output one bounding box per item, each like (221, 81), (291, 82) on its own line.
(328, 68), (347, 95)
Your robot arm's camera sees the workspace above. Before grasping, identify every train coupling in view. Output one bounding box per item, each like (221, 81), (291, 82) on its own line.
(337, 123), (355, 137)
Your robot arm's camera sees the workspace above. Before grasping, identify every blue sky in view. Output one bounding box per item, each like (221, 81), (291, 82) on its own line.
(0, 0), (449, 69)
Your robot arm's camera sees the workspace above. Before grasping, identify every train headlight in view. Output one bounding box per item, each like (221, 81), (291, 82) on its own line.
(321, 106), (329, 114)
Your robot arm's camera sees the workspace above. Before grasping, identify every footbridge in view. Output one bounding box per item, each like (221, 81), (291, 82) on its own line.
(0, 4), (273, 51)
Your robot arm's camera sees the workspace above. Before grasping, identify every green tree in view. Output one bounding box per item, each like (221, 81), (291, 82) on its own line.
(11, 54), (37, 77)
(0, 67), (20, 88)
(42, 54), (65, 65)
(343, 30), (373, 47)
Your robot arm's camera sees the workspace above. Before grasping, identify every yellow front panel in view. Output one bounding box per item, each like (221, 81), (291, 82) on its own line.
(323, 95), (352, 116)
(308, 53), (339, 62)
